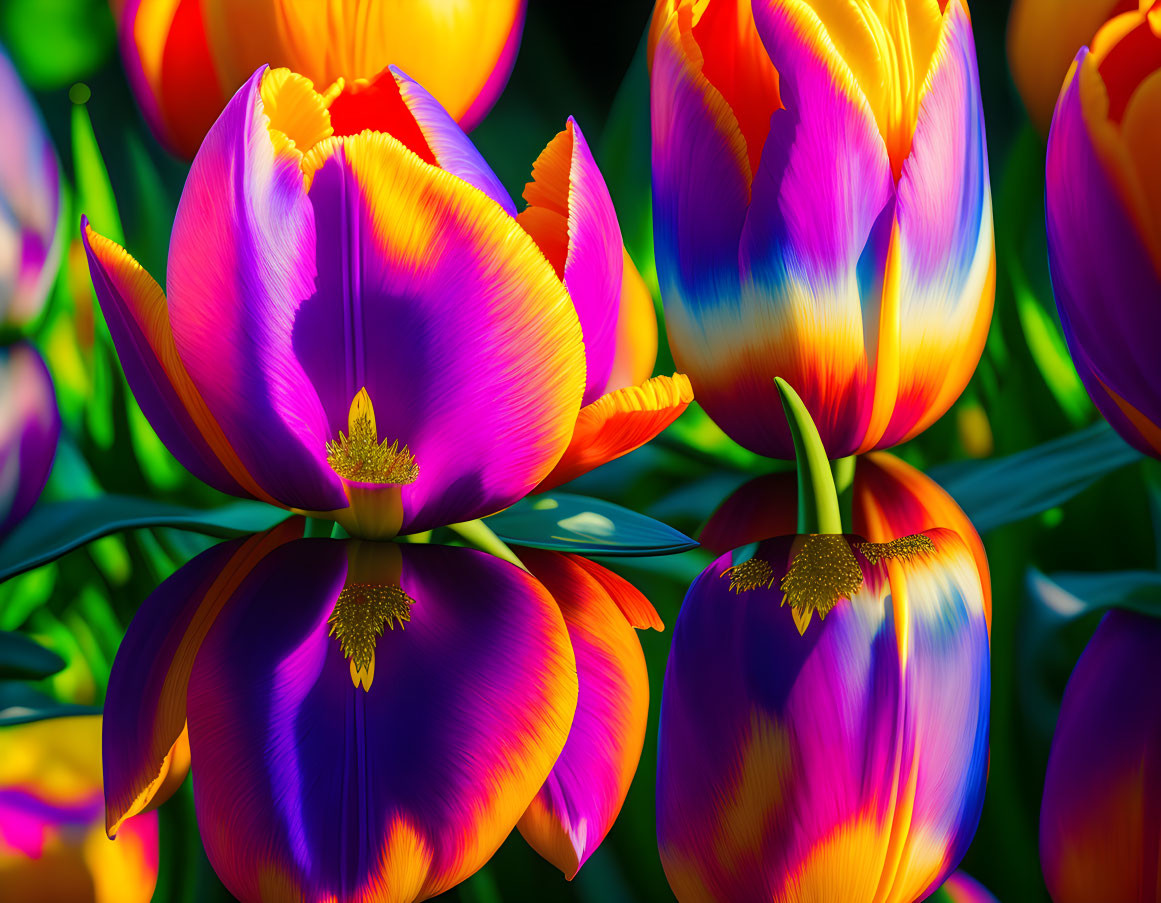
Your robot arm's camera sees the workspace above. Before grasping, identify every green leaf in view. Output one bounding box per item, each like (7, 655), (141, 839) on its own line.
(0, 496), (291, 583)
(1030, 568), (1161, 621)
(0, 685), (97, 726)
(485, 492), (698, 557)
(0, 630), (66, 679)
(930, 423), (1141, 533)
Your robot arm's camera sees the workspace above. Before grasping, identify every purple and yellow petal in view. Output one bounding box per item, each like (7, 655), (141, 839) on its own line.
(0, 48), (61, 328)
(517, 549), (651, 878)
(658, 531), (988, 901)
(166, 67), (347, 512)
(518, 118), (623, 405)
(297, 130), (586, 533)
(102, 521), (301, 836)
(1040, 608), (1161, 903)
(606, 249), (659, 394)
(0, 344), (59, 533)
(0, 715), (158, 903)
(940, 870), (1000, 903)
(185, 540), (577, 903)
(536, 374), (693, 492)
(81, 221), (274, 504)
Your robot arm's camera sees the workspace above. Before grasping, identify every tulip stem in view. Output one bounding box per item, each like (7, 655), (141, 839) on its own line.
(774, 377), (843, 535)
(447, 519), (529, 572)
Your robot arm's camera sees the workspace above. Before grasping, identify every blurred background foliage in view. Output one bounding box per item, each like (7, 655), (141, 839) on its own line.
(0, 1), (1156, 901)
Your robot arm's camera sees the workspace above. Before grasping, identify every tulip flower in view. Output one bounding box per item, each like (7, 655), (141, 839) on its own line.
(102, 519), (661, 900)
(1046, 2), (1161, 458)
(935, 871), (1000, 903)
(650, 0), (994, 459)
(657, 380), (990, 902)
(1040, 608), (1161, 903)
(116, 0), (526, 157)
(1008, 0), (1132, 135)
(0, 714), (158, 903)
(83, 64), (690, 540)
(700, 450), (991, 627)
(0, 342), (60, 533)
(0, 47), (61, 330)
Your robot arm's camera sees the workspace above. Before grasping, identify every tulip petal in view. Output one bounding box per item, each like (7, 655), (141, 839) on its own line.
(567, 554), (664, 631)
(942, 870), (1000, 903)
(536, 374), (693, 492)
(0, 344), (59, 534)
(1040, 609), (1161, 903)
(167, 66), (347, 513)
(650, 3), (750, 323)
(82, 222), (273, 504)
(296, 132), (586, 533)
(1047, 51), (1161, 457)
(518, 119), (623, 405)
(886, 0), (994, 449)
(516, 550), (650, 878)
(102, 522), (301, 836)
(186, 540), (577, 903)
(681, 0), (895, 459)
(606, 249), (659, 394)
(658, 530), (988, 901)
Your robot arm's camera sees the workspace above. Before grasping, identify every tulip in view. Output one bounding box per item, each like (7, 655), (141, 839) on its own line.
(1007, 0), (1133, 135)
(650, 0), (994, 459)
(657, 380), (989, 902)
(83, 64), (691, 540)
(0, 342), (60, 533)
(1040, 608), (1161, 903)
(935, 871), (1000, 903)
(1046, 2), (1161, 458)
(102, 520), (661, 900)
(0, 714), (158, 903)
(0, 47), (61, 330)
(116, 0), (526, 157)
(699, 450), (990, 627)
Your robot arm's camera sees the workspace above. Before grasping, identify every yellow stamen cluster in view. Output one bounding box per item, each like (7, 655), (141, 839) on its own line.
(326, 387), (419, 484)
(723, 558), (776, 593)
(856, 533), (935, 565)
(327, 583), (414, 691)
(780, 535), (864, 635)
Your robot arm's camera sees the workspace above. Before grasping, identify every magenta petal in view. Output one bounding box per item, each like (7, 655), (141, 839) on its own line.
(0, 344), (58, 533)
(186, 540), (577, 903)
(391, 66), (516, 216)
(166, 66), (345, 512)
(1047, 50), (1161, 455)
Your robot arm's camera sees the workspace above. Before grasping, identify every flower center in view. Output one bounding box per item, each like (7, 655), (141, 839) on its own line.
(326, 388), (419, 485)
(328, 582), (414, 691)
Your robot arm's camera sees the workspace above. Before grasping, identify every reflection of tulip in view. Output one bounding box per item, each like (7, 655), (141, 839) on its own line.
(0, 343), (60, 533)
(650, 0), (994, 459)
(1046, 2), (1161, 458)
(102, 522), (661, 899)
(700, 452), (991, 627)
(0, 48), (61, 329)
(0, 714), (158, 903)
(658, 383), (989, 903)
(84, 65), (690, 539)
(1007, 0), (1131, 135)
(1040, 608), (1161, 903)
(116, 0), (526, 157)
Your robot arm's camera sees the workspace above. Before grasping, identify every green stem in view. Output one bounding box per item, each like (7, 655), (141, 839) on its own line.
(833, 454), (856, 534)
(774, 377), (843, 535)
(447, 519), (528, 571)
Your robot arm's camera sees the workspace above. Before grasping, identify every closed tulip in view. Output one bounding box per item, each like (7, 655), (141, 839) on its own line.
(657, 381), (990, 902)
(1040, 608), (1161, 903)
(102, 523), (661, 900)
(116, 0), (526, 157)
(0, 714), (158, 903)
(0, 343), (59, 534)
(1046, 1), (1161, 457)
(650, 0), (994, 459)
(83, 64), (690, 540)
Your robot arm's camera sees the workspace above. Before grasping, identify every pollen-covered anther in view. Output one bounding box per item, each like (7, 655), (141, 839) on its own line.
(856, 533), (935, 564)
(723, 558), (776, 593)
(779, 535), (864, 635)
(326, 387), (419, 484)
(327, 582), (414, 691)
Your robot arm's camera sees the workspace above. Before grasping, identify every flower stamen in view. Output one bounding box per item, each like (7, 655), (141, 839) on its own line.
(780, 535), (864, 635)
(328, 582), (414, 691)
(326, 387), (419, 484)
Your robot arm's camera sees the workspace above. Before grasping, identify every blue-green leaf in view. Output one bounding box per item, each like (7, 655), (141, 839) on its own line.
(0, 630), (66, 679)
(486, 492), (698, 557)
(0, 496), (291, 583)
(931, 423), (1141, 532)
